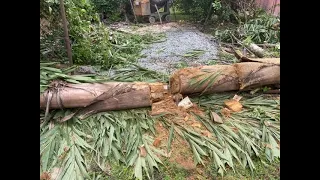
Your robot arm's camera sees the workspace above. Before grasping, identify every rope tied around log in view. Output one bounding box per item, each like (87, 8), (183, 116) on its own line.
(44, 80), (67, 119)
(43, 80), (100, 119)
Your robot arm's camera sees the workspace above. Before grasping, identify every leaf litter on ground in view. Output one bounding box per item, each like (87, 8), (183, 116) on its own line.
(41, 57), (279, 180)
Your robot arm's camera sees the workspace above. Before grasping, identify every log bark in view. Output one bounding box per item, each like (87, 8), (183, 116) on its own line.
(170, 62), (280, 95)
(40, 82), (168, 111)
(40, 62), (280, 113)
(170, 65), (240, 95)
(234, 62), (280, 90)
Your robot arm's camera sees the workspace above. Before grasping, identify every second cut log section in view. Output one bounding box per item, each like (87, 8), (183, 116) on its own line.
(170, 62), (280, 95)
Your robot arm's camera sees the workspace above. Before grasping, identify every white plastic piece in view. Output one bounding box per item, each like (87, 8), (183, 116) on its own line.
(178, 96), (193, 109)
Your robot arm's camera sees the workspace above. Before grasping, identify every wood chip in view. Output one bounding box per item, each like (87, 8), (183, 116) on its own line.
(221, 108), (232, 117)
(178, 96), (193, 109)
(139, 145), (147, 157)
(224, 99), (243, 112)
(232, 94), (242, 102)
(153, 138), (161, 147)
(211, 111), (223, 124)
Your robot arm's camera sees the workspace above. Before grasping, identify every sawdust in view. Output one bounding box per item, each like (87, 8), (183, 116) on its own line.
(154, 121), (196, 170)
(150, 93), (208, 172)
(149, 82), (169, 103)
(224, 99), (243, 112)
(151, 93), (206, 131)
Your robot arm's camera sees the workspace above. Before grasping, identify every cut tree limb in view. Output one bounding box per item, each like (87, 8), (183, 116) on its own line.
(40, 82), (168, 111)
(234, 50), (280, 65)
(245, 42), (265, 58)
(170, 62), (280, 95)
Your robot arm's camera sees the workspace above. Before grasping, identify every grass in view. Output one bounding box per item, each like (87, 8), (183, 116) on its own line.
(206, 157), (280, 180)
(156, 160), (191, 180)
(99, 156), (279, 180)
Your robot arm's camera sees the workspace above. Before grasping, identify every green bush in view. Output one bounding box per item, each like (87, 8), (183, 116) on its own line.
(40, 0), (160, 68)
(90, 0), (129, 22)
(215, 12), (280, 44)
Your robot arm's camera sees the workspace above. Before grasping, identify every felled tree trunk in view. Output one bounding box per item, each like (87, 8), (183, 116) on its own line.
(40, 82), (168, 112)
(170, 62), (280, 95)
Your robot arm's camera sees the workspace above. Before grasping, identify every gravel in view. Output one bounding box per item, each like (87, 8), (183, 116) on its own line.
(137, 26), (219, 74)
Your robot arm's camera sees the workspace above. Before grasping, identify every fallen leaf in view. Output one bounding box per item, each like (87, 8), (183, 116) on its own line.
(60, 112), (76, 122)
(231, 127), (238, 133)
(224, 99), (243, 112)
(210, 111), (223, 124)
(166, 151), (172, 158)
(184, 115), (189, 121)
(221, 108), (232, 117)
(153, 138), (161, 147)
(40, 172), (50, 180)
(139, 145), (147, 157)
(232, 94), (242, 102)
(64, 146), (70, 152)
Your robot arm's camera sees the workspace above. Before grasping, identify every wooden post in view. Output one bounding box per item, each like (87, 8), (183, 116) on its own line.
(59, 0), (73, 66)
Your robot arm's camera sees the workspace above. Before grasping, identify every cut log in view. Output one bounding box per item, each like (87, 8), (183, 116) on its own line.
(170, 65), (240, 95)
(40, 82), (168, 112)
(40, 62), (279, 113)
(245, 42), (265, 58)
(40, 82), (123, 108)
(235, 62), (280, 90)
(170, 62), (280, 95)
